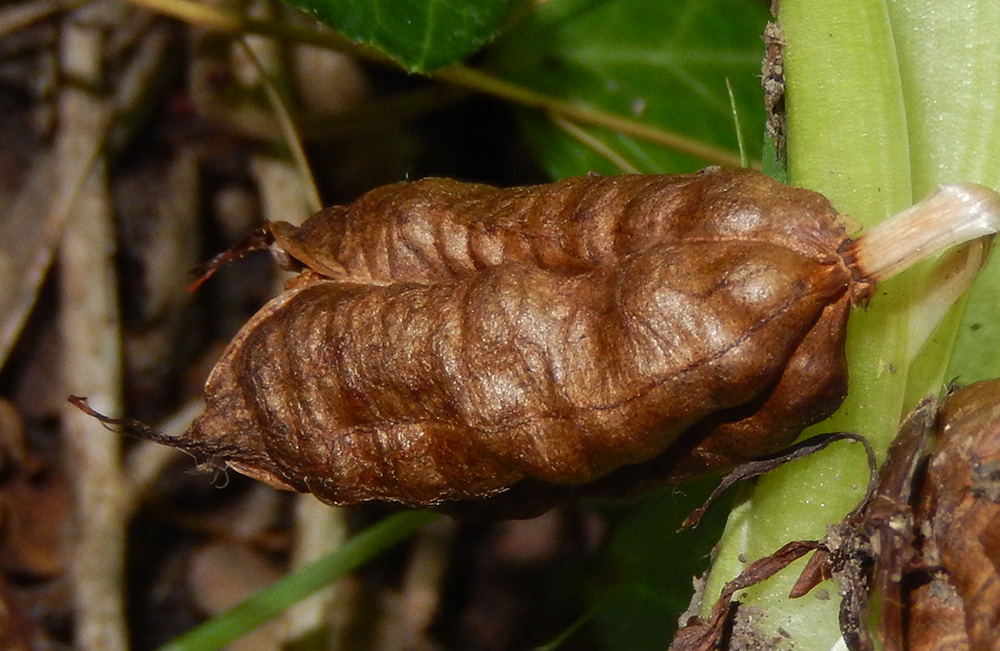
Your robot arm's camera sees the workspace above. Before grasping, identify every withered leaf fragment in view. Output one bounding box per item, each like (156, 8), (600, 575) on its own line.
(94, 169), (1000, 518)
(668, 539), (822, 651)
(783, 399), (936, 651)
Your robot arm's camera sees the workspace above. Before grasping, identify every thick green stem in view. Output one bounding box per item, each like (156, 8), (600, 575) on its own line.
(703, 1), (912, 648)
(704, 1), (1000, 649)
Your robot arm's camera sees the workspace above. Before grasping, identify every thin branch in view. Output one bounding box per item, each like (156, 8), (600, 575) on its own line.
(551, 115), (641, 174)
(0, 0), (90, 39)
(397, 517), (457, 648)
(123, 400), (203, 517)
(238, 36), (322, 213)
(435, 65), (747, 168)
(127, 0), (381, 59)
(280, 497), (349, 645)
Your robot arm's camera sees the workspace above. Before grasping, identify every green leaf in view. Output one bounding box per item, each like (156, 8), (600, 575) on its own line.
(282, 0), (519, 72)
(489, 0), (769, 177)
(586, 481), (727, 651)
(946, 264), (1000, 384)
(951, 259), (1000, 383)
(883, 0), (1000, 386)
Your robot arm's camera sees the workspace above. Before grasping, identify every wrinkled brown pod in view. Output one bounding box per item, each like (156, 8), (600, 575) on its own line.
(147, 167), (874, 518)
(77, 168), (999, 519)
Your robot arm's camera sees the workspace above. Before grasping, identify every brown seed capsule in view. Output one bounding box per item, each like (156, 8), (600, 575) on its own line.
(83, 168), (1000, 518)
(164, 168), (862, 517)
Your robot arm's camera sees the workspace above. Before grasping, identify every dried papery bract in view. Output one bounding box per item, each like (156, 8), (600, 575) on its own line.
(74, 168), (1000, 518)
(742, 382), (1000, 650)
(678, 384), (999, 650)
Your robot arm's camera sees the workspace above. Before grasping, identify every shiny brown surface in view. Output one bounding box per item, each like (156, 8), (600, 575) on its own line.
(166, 168), (860, 517)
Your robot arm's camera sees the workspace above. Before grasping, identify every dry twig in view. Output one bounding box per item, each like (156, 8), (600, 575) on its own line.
(58, 3), (128, 649)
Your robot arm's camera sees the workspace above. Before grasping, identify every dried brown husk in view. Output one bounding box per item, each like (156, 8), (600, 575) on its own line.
(840, 381), (1000, 651)
(757, 382), (1000, 651)
(907, 380), (1000, 650)
(661, 377), (1000, 650)
(147, 167), (865, 518)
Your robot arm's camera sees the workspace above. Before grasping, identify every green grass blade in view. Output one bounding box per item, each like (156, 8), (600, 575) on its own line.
(158, 510), (439, 651)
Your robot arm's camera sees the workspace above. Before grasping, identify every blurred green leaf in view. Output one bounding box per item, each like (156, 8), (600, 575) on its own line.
(282, 0), (519, 72)
(490, 0), (769, 177)
(589, 481), (727, 651)
(884, 0), (1000, 388)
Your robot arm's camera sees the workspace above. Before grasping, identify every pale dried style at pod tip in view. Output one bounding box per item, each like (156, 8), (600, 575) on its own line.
(71, 167), (1000, 519)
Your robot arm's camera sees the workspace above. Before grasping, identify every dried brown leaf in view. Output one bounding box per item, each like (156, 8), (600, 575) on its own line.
(681, 432), (871, 531)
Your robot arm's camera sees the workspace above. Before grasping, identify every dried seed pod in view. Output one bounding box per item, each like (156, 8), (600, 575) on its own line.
(174, 168), (860, 517)
(86, 168), (1000, 518)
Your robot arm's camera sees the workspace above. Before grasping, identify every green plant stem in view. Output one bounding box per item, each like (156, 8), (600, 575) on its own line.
(158, 510), (438, 651)
(702, 1), (913, 648)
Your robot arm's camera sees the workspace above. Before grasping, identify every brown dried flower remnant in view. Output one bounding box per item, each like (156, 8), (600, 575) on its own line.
(907, 380), (1000, 650)
(762, 21), (786, 159)
(671, 378), (1000, 651)
(72, 168), (1000, 518)
(734, 382), (1000, 651)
